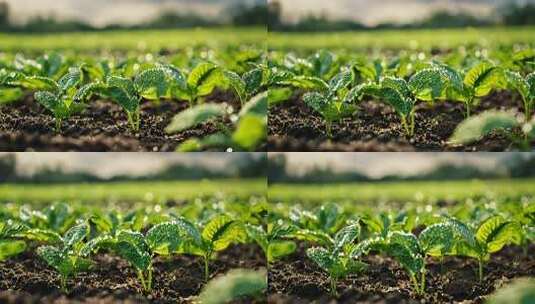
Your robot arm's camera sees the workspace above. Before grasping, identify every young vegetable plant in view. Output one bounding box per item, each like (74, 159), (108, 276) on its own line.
(30, 66), (86, 131)
(306, 223), (366, 297)
(353, 222), (455, 295)
(349, 63), (462, 136)
(453, 61), (505, 117)
(81, 220), (193, 292)
(181, 215), (247, 281)
(246, 220), (296, 263)
(447, 216), (522, 282)
(37, 222), (92, 292)
(504, 71), (535, 120)
(302, 69), (357, 137)
(76, 76), (141, 131)
(349, 76), (416, 136)
(168, 63), (247, 105)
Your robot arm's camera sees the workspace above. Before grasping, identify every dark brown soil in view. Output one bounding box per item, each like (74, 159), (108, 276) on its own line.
(268, 242), (535, 304)
(0, 244), (266, 304)
(0, 91), (244, 152)
(268, 91), (531, 152)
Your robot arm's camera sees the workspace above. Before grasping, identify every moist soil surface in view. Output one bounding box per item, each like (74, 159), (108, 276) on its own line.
(268, 242), (535, 304)
(0, 91), (243, 152)
(0, 244), (266, 304)
(269, 91), (533, 152)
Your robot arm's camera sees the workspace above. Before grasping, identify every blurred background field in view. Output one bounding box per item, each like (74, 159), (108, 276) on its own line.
(0, 0), (267, 52)
(268, 26), (535, 51)
(0, 28), (266, 52)
(268, 153), (535, 208)
(0, 153), (267, 207)
(268, 0), (535, 51)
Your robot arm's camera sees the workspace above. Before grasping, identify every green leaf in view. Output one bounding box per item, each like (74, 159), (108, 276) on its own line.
(0, 240), (26, 261)
(0, 87), (23, 105)
(223, 70), (246, 103)
(58, 67), (83, 92)
(311, 50), (335, 78)
(419, 223), (454, 257)
(107, 76), (137, 99)
(173, 217), (203, 246)
(527, 72), (535, 100)
(279, 76), (329, 91)
(447, 217), (477, 249)
(74, 82), (107, 102)
(476, 216), (522, 253)
(202, 215), (246, 252)
(333, 224), (360, 252)
(117, 230), (149, 253)
(384, 242), (424, 276)
(188, 62), (218, 88)
(115, 240), (151, 271)
(165, 103), (226, 134)
(37, 245), (72, 276)
(106, 86), (139, 113)
(134, 68), (168, 100)
(505, 70), (529, 101)
(232, 115), (266, 151)
(389, 231), (420, 255)
(306, 246), (338, 274)
(79, 235), (115, 257)
(352, 58), (380, 83)
(240, 92), (267, 117)
(199, 268), (267, 304)
(18, 76), (60, 92)
(268, 241), (296, 262)
(464, 62), (503, 97)
(303, 92), (327, 113)
(381, 77), (411, 99)
(243, 68), (264, 96)
(245, 224), (268, 253)
(350, 237), (385, 258)
(449, 111), (518, 145)
(329, 70), (354, 93)
(377, 86), (413, 116)
(145, 222), (183, 255)
(19, 228), (62, 244)
(34, 91), (70, 120)
(268, 87), (293, 106)
(62, 223), (88, 248)
(408, 68), (447, 101)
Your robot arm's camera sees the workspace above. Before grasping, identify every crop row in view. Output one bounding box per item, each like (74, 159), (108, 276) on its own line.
(268, 199), (534, 296)
(0, 201), (268, 293)
(0, 51), (267, 151)
(268, 48), (535, 148)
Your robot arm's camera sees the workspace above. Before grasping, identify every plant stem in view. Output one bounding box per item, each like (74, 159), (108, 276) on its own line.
(330, 277), (337, 297)
(410, 275), (420, 295)
(326, 121), (333, 138)
(60, 275), (67, 292)
(55, 118), (62, 132)
(138, 270), (148, 291)
(478, 259), (483, 283)
(147, 268), (153, 291)
(204, 256), (209, 282)
(420, 268), (426, 295)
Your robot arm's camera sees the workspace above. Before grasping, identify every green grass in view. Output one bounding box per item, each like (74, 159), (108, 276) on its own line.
(0, 27), (266, 52)
(269, 26), (535, 51)
(0, 179), (266, 206)
(269, 178), (535, 205)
